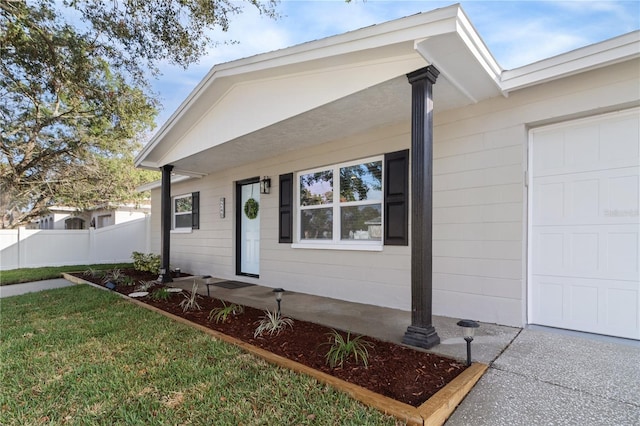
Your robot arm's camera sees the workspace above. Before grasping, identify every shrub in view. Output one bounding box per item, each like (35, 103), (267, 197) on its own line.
(131, 252), (161, 274)
(208, 302), (244, 323)
(324, 330), (373, 368)
(179, 282), (202, 312)
(254, 310), (293, 338)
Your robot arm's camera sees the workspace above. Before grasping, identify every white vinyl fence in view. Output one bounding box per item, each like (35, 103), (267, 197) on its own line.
(0, 217), (151, 271)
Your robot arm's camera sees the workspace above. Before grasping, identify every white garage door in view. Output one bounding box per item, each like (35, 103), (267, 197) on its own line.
(530, 109), (639, 340)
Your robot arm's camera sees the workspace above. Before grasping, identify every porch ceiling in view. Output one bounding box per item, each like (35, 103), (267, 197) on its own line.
(168, 73), (469, 176)
(136, 4), (504, 177)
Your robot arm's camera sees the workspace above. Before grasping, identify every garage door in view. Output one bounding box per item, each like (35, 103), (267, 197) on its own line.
(530, 109), (639, 340)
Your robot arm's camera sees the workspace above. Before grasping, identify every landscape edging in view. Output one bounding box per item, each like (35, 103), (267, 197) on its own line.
(62, 273), (487, 425)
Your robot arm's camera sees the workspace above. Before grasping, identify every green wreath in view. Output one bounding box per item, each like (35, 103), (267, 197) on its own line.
(244, 198), (259, 219)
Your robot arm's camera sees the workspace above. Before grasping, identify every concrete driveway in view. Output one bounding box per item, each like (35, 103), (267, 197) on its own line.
(446, 328), (640, 425)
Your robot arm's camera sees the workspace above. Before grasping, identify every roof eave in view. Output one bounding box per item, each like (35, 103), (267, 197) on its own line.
(135, 4), (465, 168)
(500, 30), (640, 93)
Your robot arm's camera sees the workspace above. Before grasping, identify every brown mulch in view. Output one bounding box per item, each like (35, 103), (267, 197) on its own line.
(72, 269), (467, 407)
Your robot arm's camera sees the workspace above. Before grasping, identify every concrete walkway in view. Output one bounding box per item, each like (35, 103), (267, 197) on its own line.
(0, 278), (74, 298)
(3, 278), (639, 425)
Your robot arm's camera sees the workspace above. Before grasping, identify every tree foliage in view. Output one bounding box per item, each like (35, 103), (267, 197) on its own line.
(0, 0), (277, 228)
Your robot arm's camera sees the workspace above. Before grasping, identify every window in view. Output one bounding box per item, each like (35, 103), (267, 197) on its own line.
(297, 157), (383, 246)
(173, 192), (200, 230)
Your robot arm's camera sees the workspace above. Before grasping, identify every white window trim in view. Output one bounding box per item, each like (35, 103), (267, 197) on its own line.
(172, 193), (193, 231)
(295, 156), (384, 250)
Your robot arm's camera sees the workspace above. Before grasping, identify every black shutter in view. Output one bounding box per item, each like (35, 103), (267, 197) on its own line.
(384, 149), (409, 245)
(191, 191), (200, 230)
(279, 173), (293, 243)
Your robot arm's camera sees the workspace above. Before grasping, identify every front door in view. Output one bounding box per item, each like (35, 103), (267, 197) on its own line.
(237, 179), (260, 277)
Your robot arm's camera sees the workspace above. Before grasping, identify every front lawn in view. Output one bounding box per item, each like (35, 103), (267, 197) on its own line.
(0, 263), (132, 286)
(0, 285), (398, 425)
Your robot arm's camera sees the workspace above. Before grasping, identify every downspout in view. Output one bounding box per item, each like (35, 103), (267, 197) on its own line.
(402, 65), (440, 349)
(160, 164), (173, 283)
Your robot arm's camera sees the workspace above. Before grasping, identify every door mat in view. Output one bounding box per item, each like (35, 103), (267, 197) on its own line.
(210, 281), (256, 290)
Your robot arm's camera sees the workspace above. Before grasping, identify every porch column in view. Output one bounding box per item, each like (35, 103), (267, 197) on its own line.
(402, 65), (440, 349)
(160, 164), (173, 283)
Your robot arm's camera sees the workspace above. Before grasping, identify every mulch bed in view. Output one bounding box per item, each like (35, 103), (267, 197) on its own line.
(72, 268), (467, 407)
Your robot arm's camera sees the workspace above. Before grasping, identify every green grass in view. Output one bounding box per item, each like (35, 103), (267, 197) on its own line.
(0, 263), (132, 286)
(0, 285), (400, 425)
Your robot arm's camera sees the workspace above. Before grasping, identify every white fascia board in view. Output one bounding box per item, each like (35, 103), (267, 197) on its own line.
(136, 175), (195, 192)
(453, 6), (503, 85)
(413, 6), (504, 103)
(135, 4), (463, 167)
(501, 31), (640, 93)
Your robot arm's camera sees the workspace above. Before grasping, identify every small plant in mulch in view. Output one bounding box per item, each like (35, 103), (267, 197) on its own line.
(324, 330), (373, 368)
(178, 282), (202, 313)
(135, 280), (157, 292)
(208, 301), (244, 323)
(120, 276), (135, 286)
(102, 268), (124, 284)
(150, 287), (171, 301)
(83, 267), (104, 279)
(254, 310), (294, 338)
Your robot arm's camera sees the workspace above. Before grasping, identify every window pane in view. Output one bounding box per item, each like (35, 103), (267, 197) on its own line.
(301, 208), (333, 239)
(300, 171), (333, 206)
(175, 213), (192, 228)
(341, 204), (382, 241)
(175, 196), (192, 213)
(339, 161), (382, 202)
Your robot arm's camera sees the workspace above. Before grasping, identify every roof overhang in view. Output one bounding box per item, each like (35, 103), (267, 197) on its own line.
(135, 4), (504, 176)
(501, 31), (640, 93)
(134, 4), (639, 178)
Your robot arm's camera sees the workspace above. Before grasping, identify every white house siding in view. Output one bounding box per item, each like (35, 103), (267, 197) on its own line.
(152, 122), (412, 309)
(431, 59), (639, 327)
(150, 59), (639, 328)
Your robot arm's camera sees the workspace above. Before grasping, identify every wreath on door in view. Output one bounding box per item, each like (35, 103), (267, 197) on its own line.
(244, 198), (259, 219)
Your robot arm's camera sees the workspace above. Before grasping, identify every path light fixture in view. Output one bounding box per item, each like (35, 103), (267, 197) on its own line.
(105, 281), (116, 290)
(457, 319), (480, 366)
(272, 288), (284, 316)
(260, 176), (271, 194)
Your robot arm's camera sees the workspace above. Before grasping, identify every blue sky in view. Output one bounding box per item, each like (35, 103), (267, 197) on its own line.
(150, 0), (640, 127)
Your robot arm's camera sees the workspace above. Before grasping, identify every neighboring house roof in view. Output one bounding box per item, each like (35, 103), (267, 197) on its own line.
(135, 4), (639, 177)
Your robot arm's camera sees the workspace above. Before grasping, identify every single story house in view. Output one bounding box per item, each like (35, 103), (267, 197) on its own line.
(136, 4), (640, 342)
(29, 203), (151, 230)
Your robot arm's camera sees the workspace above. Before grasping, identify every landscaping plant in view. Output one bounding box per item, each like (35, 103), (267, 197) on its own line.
(254, 310), (293, 338)
(208, 302), (244, 324)
(135, 280), (157, 292)
(179, 282), (202, 312)
(150, 288), (171, 301)
(131, 251), (161, 275)
(324, 330), (373, 368)
(102, 268), (124, 285)
(82, 267), (104, 279)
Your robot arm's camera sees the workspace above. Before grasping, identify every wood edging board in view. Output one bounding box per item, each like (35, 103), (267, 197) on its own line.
(62, 274), (488, 425)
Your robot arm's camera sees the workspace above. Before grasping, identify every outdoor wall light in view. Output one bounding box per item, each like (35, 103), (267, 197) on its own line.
(272, 288), (284, 316)
(260, 176), (271, 194)
(457, 319), (480, 366)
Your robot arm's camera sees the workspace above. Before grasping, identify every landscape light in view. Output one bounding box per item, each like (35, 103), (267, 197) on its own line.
(272, 288), (284, 316)
(457, 319), (480, 366)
